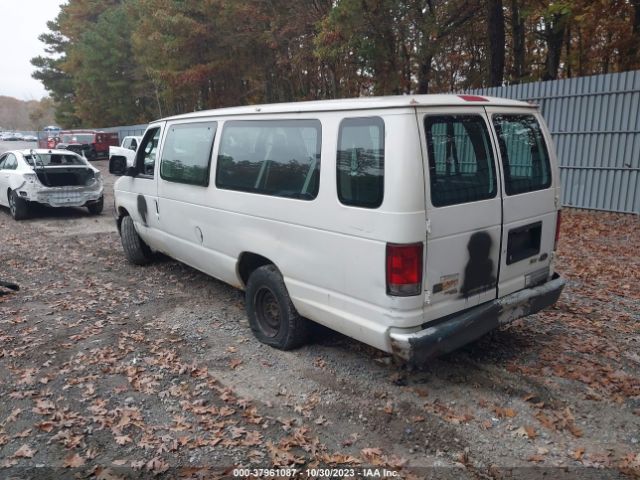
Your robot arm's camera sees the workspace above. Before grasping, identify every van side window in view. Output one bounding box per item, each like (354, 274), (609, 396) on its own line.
(337, 117), (385, 208)
(216, 120), (321, 200)
(424, 115), (497, 207)
(492, 114), (552, 195)
(136, 127), (161, 178)
(160, 122), (217, 186)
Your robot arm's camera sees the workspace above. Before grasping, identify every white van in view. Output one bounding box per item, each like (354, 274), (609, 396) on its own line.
(110, 94), (565, 364)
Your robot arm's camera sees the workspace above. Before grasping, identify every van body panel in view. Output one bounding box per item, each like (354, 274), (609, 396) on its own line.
(115, 122), (165, 251)
(416, 106), (503, 325)
(485, 106), (560, 297)
(112, 95), (564, 361)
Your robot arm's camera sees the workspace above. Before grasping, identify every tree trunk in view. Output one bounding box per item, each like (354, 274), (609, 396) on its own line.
(565, 24), (572, 78)
(622, 0), (640, 69)
(417, 54), (433, 94)
(542, 13), (568, 81)
(487, 0), (505, 86)
(510, 0), (526, 83)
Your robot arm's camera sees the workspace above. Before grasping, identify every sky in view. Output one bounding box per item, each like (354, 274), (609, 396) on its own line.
(0, 0), (66, 101)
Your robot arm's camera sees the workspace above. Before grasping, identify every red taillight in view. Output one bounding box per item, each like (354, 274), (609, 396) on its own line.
(554, 211), (562, 250)
(458, 94), (488, 102)
(386, 243), (423, 296)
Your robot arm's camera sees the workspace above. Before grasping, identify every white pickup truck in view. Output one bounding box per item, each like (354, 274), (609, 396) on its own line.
(108, 136), (142, 167)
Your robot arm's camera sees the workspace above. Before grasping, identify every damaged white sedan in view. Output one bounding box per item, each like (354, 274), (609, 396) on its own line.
(0, 149), (104, 220)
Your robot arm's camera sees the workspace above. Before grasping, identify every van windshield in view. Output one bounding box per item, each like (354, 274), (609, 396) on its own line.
(492, 114), (551, 195)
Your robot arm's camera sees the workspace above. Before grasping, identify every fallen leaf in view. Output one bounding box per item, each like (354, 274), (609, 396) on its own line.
(13, 444), (36, 458)
(36, 422), (55, 433)
(494, 407), (517, 418)
(5, 408), (22, 423)
(572, 447), (585, 461)
(146, 457), (169, 475)
(63, 453), (85, 468)
(114, 435), (132, 446)
(361, 447), (383, 459)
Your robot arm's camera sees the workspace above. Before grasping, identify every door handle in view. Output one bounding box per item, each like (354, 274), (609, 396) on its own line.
(155, 199), (159, 214)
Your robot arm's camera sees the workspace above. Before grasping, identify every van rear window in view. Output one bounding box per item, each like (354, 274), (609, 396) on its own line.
(492, 114), (551, 195)
(216, 120), (321, 200)
(425, 115), (497, 207)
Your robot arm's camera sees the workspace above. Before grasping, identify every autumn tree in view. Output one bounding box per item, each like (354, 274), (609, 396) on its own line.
(32, 0), (640, 125)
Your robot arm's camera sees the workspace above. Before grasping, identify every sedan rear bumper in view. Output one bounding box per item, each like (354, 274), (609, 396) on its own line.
(389, 274), (566, 365)
(21, 184), (103, 208)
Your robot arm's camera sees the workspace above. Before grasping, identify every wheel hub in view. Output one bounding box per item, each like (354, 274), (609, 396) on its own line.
(254, 287), (281, 338)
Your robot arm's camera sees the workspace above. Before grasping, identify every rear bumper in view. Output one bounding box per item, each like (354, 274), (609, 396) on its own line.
(22, 184), (103, 208)
(389, 274), (565, 364)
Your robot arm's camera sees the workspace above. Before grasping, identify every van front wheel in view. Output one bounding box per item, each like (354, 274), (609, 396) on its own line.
(120, 215), (153, 265)
(245, 265), (309, 350)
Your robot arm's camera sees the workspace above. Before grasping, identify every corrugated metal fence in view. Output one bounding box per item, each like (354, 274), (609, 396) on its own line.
(469, 70), (640, 214)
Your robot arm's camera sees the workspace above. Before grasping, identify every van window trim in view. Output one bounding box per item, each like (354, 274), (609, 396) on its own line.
(135, 125), (163, 180)
(491, 113), (553, 196)
(214, 118), (322, 201)
(423, 113), (499, 208)
(336, 116), (386, 209)
(159, 120), (218, 188)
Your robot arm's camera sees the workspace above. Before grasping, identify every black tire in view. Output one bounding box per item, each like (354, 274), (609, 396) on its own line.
(87, 196), (104, 215)
(120, 215), (153, 265)
(245, 265), (309, 350)
(8, 190), (29, 220)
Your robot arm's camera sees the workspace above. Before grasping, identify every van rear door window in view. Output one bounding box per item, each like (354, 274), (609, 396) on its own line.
(160, 122), (217, 186)
(425, 115), (497, 207)
(492, 114), (551, 195)
(337, 117), (385, 208)
(216, 120), (321, 200)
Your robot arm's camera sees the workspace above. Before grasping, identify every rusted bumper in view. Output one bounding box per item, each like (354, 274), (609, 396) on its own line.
(389, 274), (565, 365)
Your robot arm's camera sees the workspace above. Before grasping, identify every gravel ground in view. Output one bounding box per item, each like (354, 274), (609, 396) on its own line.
(0, 155), (638, 479)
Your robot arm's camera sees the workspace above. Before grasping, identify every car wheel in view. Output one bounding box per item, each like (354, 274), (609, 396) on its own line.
(120, 215), (153, 265)
(8, 190), (29, 220)
(245, 265), (309, 350)
(87, 196), (104, 215)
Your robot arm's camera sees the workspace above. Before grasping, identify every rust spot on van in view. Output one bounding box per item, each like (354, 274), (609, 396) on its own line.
(137, 195), (148, 226)
(460, 231), (496, 298)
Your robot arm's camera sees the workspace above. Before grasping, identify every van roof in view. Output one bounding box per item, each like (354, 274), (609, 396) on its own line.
(161, 94), (533, 122)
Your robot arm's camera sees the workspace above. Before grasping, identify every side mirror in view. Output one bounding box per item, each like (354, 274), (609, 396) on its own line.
(109, 156), (128, 176)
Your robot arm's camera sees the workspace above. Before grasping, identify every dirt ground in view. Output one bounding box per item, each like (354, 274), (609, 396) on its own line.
(0, 158), (639, 479)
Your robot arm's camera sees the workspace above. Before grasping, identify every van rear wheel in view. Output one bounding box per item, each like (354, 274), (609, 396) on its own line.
(120, 215), (153, 265)
(245, 265), (309, 350)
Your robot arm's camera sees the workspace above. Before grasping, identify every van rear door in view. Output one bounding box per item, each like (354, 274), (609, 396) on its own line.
(485, 106), (560, 297)
(417, 107), (502, 321)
